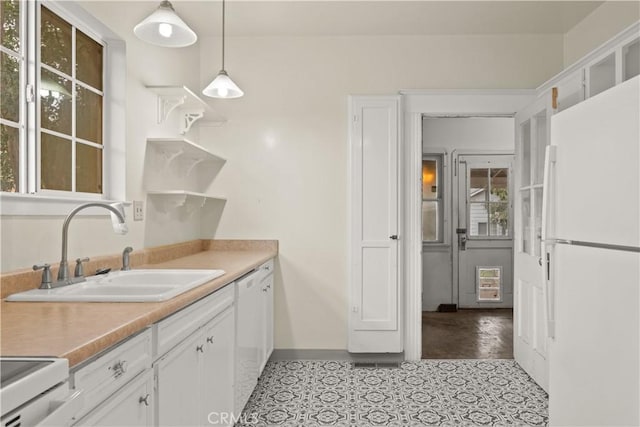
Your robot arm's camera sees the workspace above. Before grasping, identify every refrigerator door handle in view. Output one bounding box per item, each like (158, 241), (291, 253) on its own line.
(541, 145), (557, 339)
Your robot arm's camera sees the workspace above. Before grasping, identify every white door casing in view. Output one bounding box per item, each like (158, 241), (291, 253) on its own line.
(513, 92), (552, 391)
(348, 95), (402, 353)
(402, 90), (535, 360)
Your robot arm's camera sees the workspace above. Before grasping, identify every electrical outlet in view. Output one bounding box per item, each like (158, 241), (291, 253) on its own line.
(133, 200), (144, 221)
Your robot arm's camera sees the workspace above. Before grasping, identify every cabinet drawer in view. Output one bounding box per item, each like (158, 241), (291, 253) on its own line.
(72, 329), (152, 420)
(256, 259), (274, 281)
(154, 284), (234, 357)
(73, 369), (153, 426)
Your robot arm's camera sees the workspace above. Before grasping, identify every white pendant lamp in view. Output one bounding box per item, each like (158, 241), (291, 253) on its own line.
(202, 0), (244, 98)
(134, 0), (197, 48)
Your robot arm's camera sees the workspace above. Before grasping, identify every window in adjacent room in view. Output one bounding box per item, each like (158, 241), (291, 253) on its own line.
(422, 155), (443, 242)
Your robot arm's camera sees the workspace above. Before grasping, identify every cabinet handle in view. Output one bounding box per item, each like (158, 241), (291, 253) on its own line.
(139, 394), (150, 406)
(262, 288), (267, 292)
(196, 345), (204, 353)
(267, 284), (271, 289)
(206, 336), (214, 344)
(111, 360), (128, 378)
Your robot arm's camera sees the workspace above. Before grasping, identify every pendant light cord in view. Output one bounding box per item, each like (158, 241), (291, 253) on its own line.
(221, 0), (226, 71)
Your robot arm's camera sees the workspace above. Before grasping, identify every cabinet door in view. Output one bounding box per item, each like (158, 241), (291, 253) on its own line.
(348, 95), (402, 353)
(155, 331), (202, 426)
(259, 275), (274, 374)
(201, 308), (235, 426)
(74, 370), (153, 427)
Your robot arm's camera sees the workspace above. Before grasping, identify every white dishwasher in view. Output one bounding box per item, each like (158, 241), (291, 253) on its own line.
(0, 357), (83, 427)
(234, 269), (261, 416)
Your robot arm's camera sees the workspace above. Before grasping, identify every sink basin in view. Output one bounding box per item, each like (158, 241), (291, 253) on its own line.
(5, 269), (225, 302)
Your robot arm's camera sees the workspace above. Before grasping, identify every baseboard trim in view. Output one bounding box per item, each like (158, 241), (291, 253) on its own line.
(270, 349), (405, 362)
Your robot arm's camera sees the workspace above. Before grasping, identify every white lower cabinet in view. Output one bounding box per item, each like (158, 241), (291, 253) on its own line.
(74, 370), (154, 426)
(154, 285), (235, 427)
(69, 260), (275, 427)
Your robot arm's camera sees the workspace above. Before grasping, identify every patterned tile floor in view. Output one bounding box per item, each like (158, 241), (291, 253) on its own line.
(239, 360), (548, 427)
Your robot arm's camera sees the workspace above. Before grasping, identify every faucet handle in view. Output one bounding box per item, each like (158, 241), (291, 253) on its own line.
(33, 264), (53, 289)
(74, 257), (90, 278)
(122, 247), (133, 271)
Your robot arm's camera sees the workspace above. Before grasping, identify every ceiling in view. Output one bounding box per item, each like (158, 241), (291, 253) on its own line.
(121, 1), (604, 37)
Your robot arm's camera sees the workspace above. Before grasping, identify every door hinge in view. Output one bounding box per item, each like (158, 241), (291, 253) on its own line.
(353, 115), (359, 122)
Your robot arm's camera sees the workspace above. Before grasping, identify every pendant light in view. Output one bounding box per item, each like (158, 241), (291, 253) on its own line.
(202, 0), (244, 98)
(134, 0), (197, 48)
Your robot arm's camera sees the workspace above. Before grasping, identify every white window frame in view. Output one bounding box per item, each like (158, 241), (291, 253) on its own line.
(421, 154), (444, 243)
(0, 0), (126, 215)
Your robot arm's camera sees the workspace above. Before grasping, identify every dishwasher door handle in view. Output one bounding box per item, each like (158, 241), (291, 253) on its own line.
(36, 389), (84, 427)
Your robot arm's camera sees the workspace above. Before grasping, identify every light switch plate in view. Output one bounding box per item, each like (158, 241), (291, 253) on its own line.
(133, 200), (144, 221)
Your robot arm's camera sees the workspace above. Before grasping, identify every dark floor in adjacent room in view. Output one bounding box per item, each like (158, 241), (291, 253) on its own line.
(422, 309), (513, 359)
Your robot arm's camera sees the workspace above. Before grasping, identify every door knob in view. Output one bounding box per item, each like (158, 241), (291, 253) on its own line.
(389, 235), (399, 240)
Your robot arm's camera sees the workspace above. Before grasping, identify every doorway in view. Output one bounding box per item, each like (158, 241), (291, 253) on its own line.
(420, 116), (515, 359)
(454, 154), (514, 309)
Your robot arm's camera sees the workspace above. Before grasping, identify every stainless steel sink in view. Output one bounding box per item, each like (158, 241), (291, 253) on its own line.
(6, 269), (225, 302)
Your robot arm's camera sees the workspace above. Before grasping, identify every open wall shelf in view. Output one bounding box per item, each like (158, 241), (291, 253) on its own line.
(147, 138), (226, 178)
(147, 85), (226, 133)
(147, 191), (226, 214)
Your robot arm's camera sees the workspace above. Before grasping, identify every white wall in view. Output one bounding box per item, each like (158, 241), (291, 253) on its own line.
(199, 35), (563, 350)
(563, 1), (640, 67)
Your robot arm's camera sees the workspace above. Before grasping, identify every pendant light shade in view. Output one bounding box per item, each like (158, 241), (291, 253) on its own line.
(134, 0), (197, 48)
(203, 70), (244, 98)
(202, 0), (243, 98)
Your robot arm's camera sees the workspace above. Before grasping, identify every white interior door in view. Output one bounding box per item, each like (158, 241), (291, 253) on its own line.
(349, 96), (402, 353)
(455, 154), (514, 309)
(513, 92), (552, 391)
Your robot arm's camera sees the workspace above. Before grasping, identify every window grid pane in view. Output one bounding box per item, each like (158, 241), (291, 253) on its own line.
(76, 142), (102, 193)
(0, 124), (20, 192)
(76, 85), (102, 145)
(1, 0), (20, 53)
(40, 68), (72, 136)
(422, 159), (438, 200)
(422, 201), (439, 242)
(40, 6), (72, 76)
(41, 132), (71, 191)
(76, 30), (102, 90)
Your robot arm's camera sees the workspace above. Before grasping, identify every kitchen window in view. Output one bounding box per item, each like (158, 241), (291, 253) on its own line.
(0, 1), (125, 213)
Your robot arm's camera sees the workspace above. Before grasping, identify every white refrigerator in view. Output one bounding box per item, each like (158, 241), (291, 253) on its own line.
(543, 76), (640, 426)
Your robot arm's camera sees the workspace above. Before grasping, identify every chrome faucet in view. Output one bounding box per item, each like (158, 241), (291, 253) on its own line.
(57, 202), (128, 285)
(122, 247), (133, 271)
